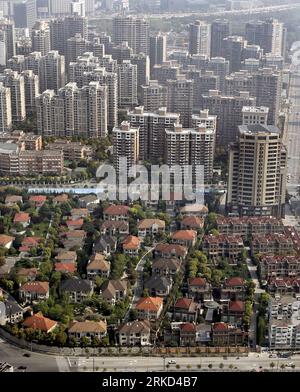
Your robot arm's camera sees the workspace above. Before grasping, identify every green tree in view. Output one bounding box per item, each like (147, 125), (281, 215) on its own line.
(80, 336), (90, 347)
(56, 331), (67, 346)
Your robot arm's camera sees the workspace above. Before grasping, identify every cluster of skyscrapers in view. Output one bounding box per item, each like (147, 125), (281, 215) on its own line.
(0, 8), (289, 217)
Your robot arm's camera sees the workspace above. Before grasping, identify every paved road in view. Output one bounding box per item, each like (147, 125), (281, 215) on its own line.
(69, 353), (300, 372)
(0, 339), (60, 372)
(246, 258), (265, 295)
(124, 246), (155, 320)
(2, 338), (300, 372)
(287, 68), (300, 195)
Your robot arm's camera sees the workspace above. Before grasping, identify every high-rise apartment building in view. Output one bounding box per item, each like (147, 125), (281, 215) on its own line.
(21, 69), (39, 114)
(0, 69), (26, 123)
(66, 33), (90, 65)
(68, 53), (118, 129)
(36, 81), (107, 138)
(225, 68), (282, 125)
(184, 68), (219, 110)
(141, 80), (168, 112)
(128, 106), (179, 162)
(21, 50), (65, 93)
(117, 60), (138, 109)
(152, 61), (180, 84)
(245, 18), (284, 56)
(40, 50), (65, 93)
(13, 0), (37, 29)
(165, 123), (190, 167)
(189, 20), (211, 57)
(0, 82), (12, 131)
(242, 106), (269, 126)
(164, 111), (216, 183)
(191, 110), (217, 182)
(31, 21), (51, 56)
(207, 57), (230, 93)
(0, 18), (16, 64)
(223, 36), (247, 73)
(112, 15), (149, 55)
(112, 41), (133, 64)
(211, 19), (230, 58)
(113, 120), (139, 175)
(50, 15), (88, 57)
(131, 53), (150, 98)
(149, 32), (167, 74)
(167, 75), (194, 128)
(227, 124), (287, 218)
(201, 90), (255, 146)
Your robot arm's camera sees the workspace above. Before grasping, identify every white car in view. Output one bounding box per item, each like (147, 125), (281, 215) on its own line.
(168, 360), (176, 365)
(286, 362), (294, 367)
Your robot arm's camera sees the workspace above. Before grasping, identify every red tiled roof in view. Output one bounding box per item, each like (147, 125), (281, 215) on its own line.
(225, 277), (245, 287)
(23, 312), (57, 332)
(180, 323), (196, 332)
(20, 281), (49, 294)
(55, 263), (76, 273)
(155, 243), (187, 257)
(229, 300), (245, 313)
(213, 322), (228, 331)
(29, 195), (47, 203)
(135, 296), (163, 312)
(175, 298), (192, 310)
(172, 230), (197, 241)
(123, 235), (140, 250)
(104, 205), (130, 216)
(66, 219), (84, 227)
(188, 277), (207, 287)
(14, 212), (30, 223)
(0, 234), (15, 246)
(181, 215), (204, 228)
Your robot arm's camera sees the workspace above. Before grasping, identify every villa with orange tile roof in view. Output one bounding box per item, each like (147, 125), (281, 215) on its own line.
(122, 235), (140, 256)
(170, 298), (200, 322)
(187, 277), (212, 301)
(135, 297), (163, 320)
(19, 281), (49, 302)
(13, 212), (30, 227)
(23, 312), (57, 333)
(19, 236), (42, 252)
(29, 195), (47, 207)
(55, 263), (76, 274)
(0, 235), (15, 249)
(154, 243), (188, 260)
(66, 218), (84, 230)
(181, 216), (204, 231)
(103, 205), (130, 221)
(171, 230), (197, 248)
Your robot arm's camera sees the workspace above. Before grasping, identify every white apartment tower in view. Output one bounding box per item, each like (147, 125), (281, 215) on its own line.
(0, 82), (12, 131)
(189, 20), (211, 57)
(117, 60), (138, 109)
(227, 124), (287, 218)
(113, 121), (139, 175)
